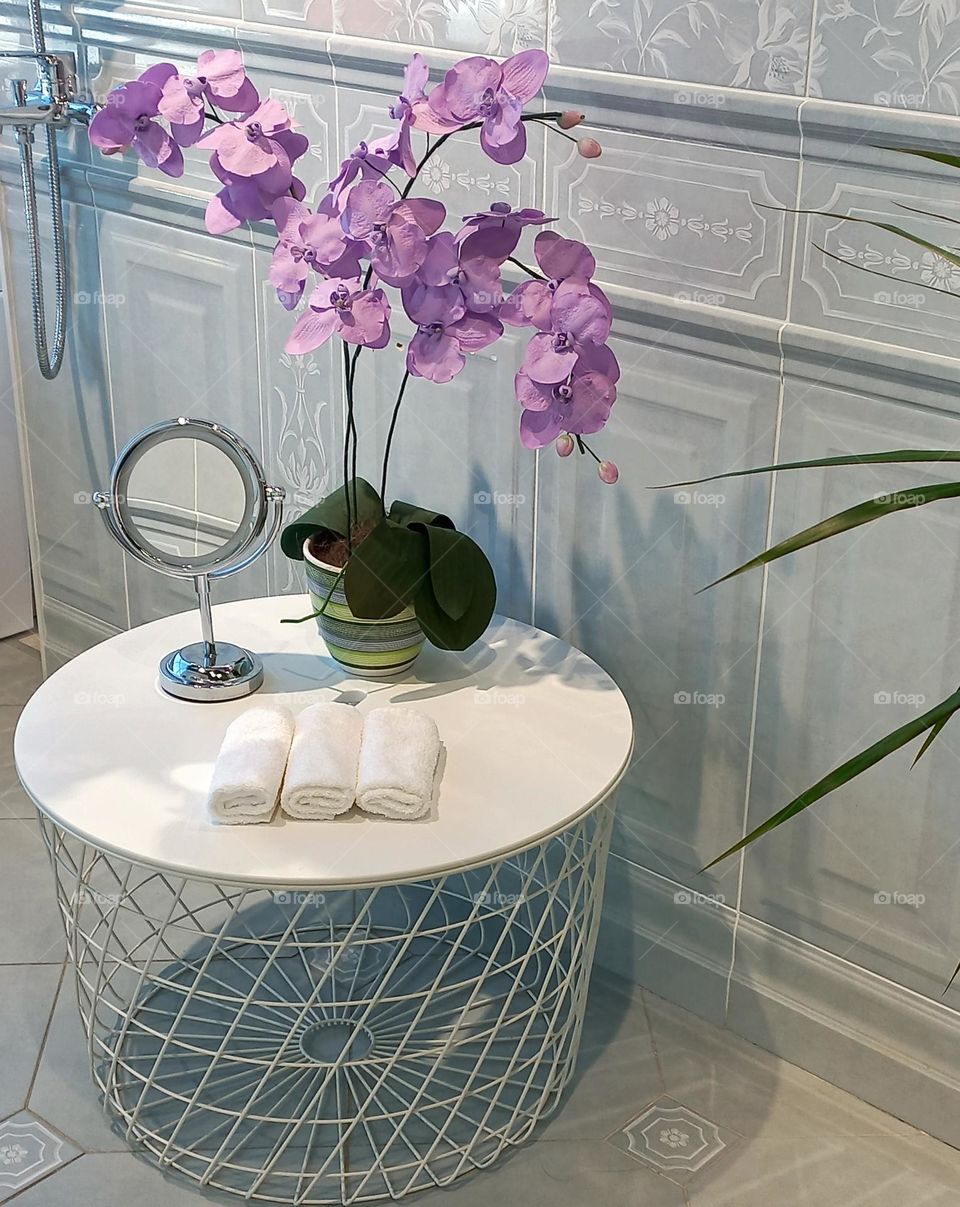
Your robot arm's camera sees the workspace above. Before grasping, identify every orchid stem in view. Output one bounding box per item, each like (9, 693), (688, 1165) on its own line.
(575, 435), (601, 464)
(380, 369), (410, 504)
(342, 343), (354, 554)
(507, 255), (545, 281)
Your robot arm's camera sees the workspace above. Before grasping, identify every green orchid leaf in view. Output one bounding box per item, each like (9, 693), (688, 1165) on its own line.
(703, 684), (960, 870)
(343, 519), (428, 620)
(388, 499), (456, 531)
(414, 549), (496, 650)
(656, 450), (960, 491)
(280, 477), (384, 560)
(412, 525), (485, 622)
(895, 200), (960, 228)
(946, 959), (960, 995)
(702, 480), (960, 591)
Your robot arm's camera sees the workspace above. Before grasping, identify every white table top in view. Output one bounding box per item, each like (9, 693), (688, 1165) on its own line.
(15, 596), (633, 888)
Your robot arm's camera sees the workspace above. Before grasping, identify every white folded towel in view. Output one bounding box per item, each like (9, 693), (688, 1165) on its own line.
(207, 704), (295, 825)
(280, 702), (363, 820)
(356, 706), (441, 820)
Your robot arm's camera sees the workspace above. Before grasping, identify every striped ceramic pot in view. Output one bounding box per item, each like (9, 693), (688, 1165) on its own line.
(303, 539), (425, 678)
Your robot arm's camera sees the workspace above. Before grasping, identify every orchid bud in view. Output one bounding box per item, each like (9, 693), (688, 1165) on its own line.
(598, 460), (619, 484)
(556, 433), (575, 458)
(578, 137), (602, 159)
(558, 111), (584, 130)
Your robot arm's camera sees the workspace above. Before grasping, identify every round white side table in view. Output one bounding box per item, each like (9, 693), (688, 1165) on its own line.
(15, 597), (633, 1205)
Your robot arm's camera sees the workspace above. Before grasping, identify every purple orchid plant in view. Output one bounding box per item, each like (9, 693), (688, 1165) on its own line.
(89, 47), (619, 649)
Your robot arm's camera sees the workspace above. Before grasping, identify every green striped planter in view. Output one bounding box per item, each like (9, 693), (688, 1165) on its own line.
(303, 540), (425, 678)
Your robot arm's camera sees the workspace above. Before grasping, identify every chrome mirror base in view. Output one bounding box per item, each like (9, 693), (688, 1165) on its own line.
(159, 642), (264, 703)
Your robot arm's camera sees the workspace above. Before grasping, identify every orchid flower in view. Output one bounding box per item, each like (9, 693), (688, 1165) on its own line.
(413, 49), (549, 164)
(501, 231), (598, 328)
(515, 343), (618, 449)
(403, 281), (502, 383)
(328, 141), (393, 203)
(205, 126), (308, 235)
(341, 180), (445, 285)
(459, 202), (553, 261)
(375, 52), (429, 178)
(198, 97), (294, 177)
(416, 232), (503, 314)
(285, 279), (392, 355)
(158, 49), (259, 146)
(88, 64), (184, 177)
(521, 279), (612, 384)
(270, 197), (364, 308)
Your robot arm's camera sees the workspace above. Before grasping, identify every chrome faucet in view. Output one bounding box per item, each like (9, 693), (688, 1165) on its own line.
(0, 51), (97, 132)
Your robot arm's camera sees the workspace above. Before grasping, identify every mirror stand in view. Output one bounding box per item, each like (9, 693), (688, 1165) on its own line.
(95, 418), (285, 703)
(158, 575), (265, 702)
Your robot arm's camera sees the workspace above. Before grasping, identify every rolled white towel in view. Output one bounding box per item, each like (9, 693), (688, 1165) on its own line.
(357, 706), (441, 820)
(281, 702), (363, 820)
(207, 704), (295, 825)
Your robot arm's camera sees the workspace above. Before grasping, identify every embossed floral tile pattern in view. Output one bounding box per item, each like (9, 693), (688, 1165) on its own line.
(331, 0), (547, 54)
(813, 0), (960, 113)
(550, 0), (815, 95)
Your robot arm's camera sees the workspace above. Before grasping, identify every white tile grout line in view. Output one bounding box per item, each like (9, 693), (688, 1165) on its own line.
(723, 93), (812, 1023)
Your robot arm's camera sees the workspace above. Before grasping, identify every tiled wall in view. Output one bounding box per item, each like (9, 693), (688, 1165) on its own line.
(3, 0), (960, 1143)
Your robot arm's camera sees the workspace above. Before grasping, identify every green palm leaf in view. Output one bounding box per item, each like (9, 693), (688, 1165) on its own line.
(703, 685), (960, 869)
(701, 480), (960, 591)
(656, 450), (960, 490)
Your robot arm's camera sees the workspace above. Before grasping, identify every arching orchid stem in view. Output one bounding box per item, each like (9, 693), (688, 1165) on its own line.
(381, 369), (411, 503)
(342, 343), (354, 553)
(507, 255), (545, 281)
(530, 117), (579, 145)
(576, 435), (601, 464)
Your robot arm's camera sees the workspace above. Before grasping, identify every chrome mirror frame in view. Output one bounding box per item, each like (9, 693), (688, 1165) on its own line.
(94, 417), (285, 702)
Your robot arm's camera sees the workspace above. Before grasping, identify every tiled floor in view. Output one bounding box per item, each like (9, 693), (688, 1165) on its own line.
(3, 634), (960, 1205)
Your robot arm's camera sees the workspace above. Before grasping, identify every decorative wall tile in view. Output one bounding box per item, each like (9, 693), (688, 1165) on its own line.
(792, 157), (960, 359)
(96, 208), (266, 623)
(551, 0), (814, 95)
(254, 245), (341, 596)
(812, 0), (960, 113)
(547, 129), (798, 319)
(0, 190), (128, 631)
(243, 0), (333, 31)
(332, 0), (547, 54)
(741, 359), (960, 1002)
(535, 326), (780, 896)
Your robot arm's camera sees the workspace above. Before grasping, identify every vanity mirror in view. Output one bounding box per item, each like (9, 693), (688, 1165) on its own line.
(94, 418), (285, 701)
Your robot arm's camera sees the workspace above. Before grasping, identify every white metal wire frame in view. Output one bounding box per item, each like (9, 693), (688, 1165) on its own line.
(39, 804), (614, 1204)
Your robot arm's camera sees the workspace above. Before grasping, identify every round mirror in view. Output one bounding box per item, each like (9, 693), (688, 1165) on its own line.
(94, 418), (285, 702)
(105, 418), (268, 578)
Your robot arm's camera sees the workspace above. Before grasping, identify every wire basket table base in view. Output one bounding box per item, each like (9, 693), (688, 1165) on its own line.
(40, 806), (613, 1204)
